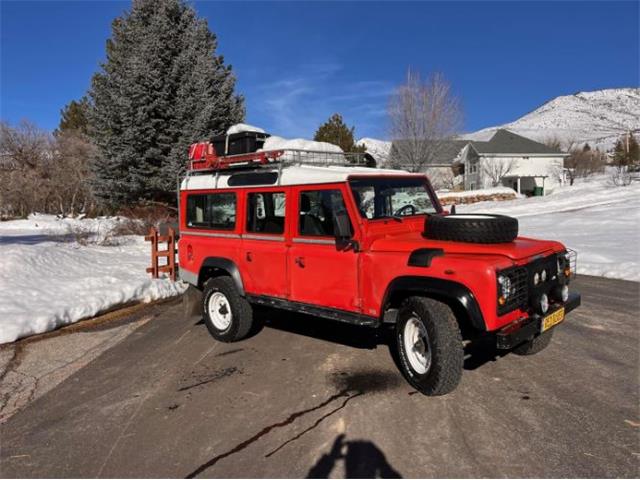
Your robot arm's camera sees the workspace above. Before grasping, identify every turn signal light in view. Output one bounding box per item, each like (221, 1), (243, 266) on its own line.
(564, 267), (571, 277)
(498, 296), (506, 306)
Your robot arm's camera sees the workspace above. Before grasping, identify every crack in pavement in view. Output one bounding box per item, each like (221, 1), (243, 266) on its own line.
(264, 391), (363, 458)
(185, 389), (359, 478)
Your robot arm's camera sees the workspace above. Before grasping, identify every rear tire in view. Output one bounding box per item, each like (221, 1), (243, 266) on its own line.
(395, 297), (464, 396)
(202, 277), (253, 342)
(513, 330), (553, 355)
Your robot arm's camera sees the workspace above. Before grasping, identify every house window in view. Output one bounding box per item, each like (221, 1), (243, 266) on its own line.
(469, 182), (476, 190)
(186, 193), (236, 230)
(469, 162), (478, 174)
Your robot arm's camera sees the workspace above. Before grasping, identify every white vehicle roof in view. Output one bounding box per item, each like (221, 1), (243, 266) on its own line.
(180, 165), (423, 191)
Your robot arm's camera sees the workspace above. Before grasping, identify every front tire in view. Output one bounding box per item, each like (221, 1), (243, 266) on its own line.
(202, 277), (253, 342)
(395, 297), (464, 396)
(513, 330), (553, 355)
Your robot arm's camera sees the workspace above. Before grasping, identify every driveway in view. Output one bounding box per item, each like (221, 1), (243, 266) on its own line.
(1, 275), (638, 478)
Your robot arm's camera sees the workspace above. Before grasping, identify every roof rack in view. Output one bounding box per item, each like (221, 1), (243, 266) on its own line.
(187, 142), (369, 175)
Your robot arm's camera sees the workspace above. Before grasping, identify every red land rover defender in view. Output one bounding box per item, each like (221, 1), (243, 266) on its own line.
(178, 144), (580, 396)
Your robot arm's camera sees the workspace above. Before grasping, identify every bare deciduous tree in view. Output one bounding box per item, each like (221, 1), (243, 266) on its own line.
(388, 70), (462, 173)
(481, 158), (515, 187)
(0, 120), (95, 218)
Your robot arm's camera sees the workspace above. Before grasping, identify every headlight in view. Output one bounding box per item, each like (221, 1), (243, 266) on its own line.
(533, 272), (540, 285)
(498, 274), (513, 298)
(558, 252), (572, 277)
(541, 269), (547, 282)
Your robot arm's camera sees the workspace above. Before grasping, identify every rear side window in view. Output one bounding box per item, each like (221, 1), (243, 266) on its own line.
(299, 189), (351, 237)
(186, 193), (236, 230)
(246, 192), (286, 234)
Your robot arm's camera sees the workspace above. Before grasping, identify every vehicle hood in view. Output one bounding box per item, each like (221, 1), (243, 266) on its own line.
(368, 231), (563, 262)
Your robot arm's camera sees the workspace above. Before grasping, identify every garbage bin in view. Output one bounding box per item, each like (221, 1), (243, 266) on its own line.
(533, 186), (544, 196)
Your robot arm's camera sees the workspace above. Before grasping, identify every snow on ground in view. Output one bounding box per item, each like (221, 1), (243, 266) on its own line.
(0, 214), (186, 344)
(458, 176), (640, 282)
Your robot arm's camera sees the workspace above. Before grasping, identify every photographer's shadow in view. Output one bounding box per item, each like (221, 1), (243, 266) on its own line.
(307, 434), (402, 479)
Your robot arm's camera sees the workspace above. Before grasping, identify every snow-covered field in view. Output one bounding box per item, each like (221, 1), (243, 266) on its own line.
(458, 175), (640, 282)
(0, 215), (186, 344)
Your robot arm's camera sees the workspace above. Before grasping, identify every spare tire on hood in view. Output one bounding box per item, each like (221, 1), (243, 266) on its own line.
(424, 214), (518, 244)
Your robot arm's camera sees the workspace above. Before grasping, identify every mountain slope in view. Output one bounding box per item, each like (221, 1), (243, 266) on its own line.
(463, 88), (640, 150)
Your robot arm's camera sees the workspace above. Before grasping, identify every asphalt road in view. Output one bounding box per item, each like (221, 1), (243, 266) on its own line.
(1, 275), (638, 478)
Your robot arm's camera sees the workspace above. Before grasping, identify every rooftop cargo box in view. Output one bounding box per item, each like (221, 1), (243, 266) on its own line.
(211, 131), (270, 156)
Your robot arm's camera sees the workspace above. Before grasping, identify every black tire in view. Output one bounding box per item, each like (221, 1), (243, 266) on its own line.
(395, 297), (464, 396)
(513, 330), (553, 355)
(424, 214), (518, 243)
(202, 276), (253, 342)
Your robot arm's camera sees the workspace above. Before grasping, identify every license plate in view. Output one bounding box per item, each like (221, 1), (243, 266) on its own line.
(541, 307), (565, 332)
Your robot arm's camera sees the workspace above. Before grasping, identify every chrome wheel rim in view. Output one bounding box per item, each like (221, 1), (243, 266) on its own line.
(208, 292), (232, 331)
(403, 316), (431, 374)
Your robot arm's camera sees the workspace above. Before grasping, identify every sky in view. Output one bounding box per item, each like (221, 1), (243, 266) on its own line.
(1, 1), (638, 140)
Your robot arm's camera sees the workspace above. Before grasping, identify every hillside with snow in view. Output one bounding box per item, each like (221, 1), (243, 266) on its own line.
(357, 137), (392, 165)
(463, 88), (640, 150)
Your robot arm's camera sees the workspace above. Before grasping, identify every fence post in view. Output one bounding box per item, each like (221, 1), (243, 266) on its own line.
(145, 227), (159, 279)
(168, 227), (176, 281)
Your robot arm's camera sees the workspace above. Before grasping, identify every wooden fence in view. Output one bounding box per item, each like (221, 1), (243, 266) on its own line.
(145, 227), (177, 281)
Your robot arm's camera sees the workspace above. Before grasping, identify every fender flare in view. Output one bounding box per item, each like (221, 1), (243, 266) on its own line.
(199, 257), (245, 296)
(382, 276), (486, 331)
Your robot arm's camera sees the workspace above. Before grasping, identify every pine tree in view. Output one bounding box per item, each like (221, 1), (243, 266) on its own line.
(88, 0), (244, 207)
(314, 113), (367, 154)
(56, 98), (91, 136)
(628, 133), (640, 164)
(613, 133), (639, 166)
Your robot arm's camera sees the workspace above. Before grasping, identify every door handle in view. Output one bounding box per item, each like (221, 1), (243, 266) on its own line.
(246, 252), (253, 262)
(294, 256), (305, 268)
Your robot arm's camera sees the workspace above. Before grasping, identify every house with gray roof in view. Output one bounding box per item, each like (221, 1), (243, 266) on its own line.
(389, 129), (568, 195)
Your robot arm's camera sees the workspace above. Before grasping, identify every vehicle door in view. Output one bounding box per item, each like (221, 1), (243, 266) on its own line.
(288, 185), (360, 313)
(242, 188), (289, 298)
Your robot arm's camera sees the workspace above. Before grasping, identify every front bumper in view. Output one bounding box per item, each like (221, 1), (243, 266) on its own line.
(496, 292), (581, 349)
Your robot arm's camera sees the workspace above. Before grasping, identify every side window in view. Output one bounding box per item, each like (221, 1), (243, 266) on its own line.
(186, 193), (236, 230)
(299, 189), (351, 237)
(246, 191), (286, 234)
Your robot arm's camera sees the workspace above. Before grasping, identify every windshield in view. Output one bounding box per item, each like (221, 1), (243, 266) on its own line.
(349, 177), (440, 219)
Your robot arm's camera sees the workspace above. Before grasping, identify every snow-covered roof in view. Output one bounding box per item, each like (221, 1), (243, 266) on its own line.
(181, 165), (421, 191)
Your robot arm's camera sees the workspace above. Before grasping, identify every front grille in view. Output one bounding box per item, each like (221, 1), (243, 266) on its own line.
(498, 252), (570, 316)
(497, 266), (528, 315)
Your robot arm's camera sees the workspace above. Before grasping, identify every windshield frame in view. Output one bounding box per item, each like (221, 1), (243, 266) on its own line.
(348, 175), (443, 221)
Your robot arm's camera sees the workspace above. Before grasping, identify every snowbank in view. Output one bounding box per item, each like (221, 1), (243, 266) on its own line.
(0, 215), (186, 344)
(226, 123), (266, 135)
(459, 176), (640, 281)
